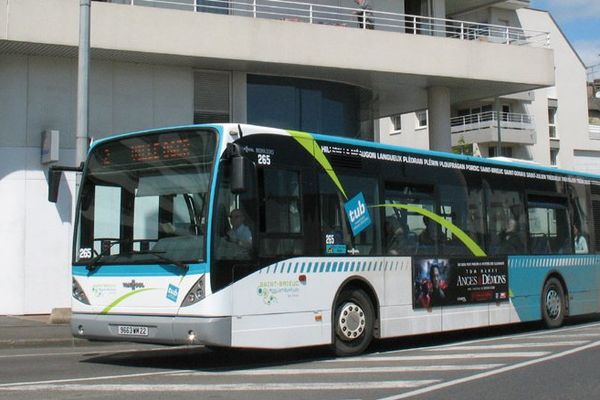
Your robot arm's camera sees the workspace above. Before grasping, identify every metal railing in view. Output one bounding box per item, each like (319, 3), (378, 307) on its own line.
(109, 0), (550, 48)
(451, 111), (534, 134)
(590, 124), (600, 140)
(588, 64), (600, 82)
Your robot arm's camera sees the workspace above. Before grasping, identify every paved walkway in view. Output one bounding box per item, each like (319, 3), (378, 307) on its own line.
(0, 315), (87, 349)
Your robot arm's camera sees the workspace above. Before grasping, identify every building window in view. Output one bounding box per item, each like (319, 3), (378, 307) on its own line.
(548, 106), (557, 138)
(550, 148), (559, 166)
(193, 70), (230, 124)
(247, 75), (362, 138)
(415, 110), (428, 129)
(488, 147), (512, 158)
(391, 115), (402, 132)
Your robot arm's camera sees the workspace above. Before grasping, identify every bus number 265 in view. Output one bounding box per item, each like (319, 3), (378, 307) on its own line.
(258, 154), (271, 165)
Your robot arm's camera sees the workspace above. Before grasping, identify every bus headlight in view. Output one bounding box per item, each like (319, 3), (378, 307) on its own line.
(181, 275), (206, 307)
(72, 278), (90, 305)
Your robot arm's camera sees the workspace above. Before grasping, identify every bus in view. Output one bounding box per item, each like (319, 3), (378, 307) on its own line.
(50, 123), (600, 356)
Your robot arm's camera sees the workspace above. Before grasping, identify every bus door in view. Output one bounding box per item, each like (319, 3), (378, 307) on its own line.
(211, 158), (259, 297)
(382, 181), (442, 333)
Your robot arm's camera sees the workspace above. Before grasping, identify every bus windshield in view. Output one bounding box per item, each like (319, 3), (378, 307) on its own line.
(74, 129), (218, 265)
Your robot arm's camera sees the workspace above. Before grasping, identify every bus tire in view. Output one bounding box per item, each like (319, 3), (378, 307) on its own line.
(333, 288), (374, 356)
(542, 277), (566, 329)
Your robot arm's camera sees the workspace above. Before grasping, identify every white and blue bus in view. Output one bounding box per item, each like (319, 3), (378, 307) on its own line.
(51, 124), (600, 356)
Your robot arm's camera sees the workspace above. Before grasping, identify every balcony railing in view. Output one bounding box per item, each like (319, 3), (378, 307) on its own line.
(590, 124), (600, 140)
(451, 111), (534, 134)
(588, 64), (600, 82)
(108, 0), (550, 48)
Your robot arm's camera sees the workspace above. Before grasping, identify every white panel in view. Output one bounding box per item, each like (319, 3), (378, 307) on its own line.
(0, 55), (28, 147)
(0, 0), (7, 41)
(573, 152), (600, 175)
(153, 65), (194, 127)
(27, 56), (76, 148)
(380, 305), (442, 338)
(23, 175), (73, 313)
(180, 278), (234, 317)
(442, 305), (489, 331)
(488, 302), (512, 325)
(76, 274), (187, 315)
(89, 60), (115, 141)
(383, 257), (412, 306)
(232, 311), (330, 349)
(0, 173), (26, 314)
(112, 62), (154, 133)
(0, 146), (27, 181)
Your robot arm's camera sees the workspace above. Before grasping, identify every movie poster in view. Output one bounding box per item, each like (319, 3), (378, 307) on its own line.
(413, 257), (508, 309)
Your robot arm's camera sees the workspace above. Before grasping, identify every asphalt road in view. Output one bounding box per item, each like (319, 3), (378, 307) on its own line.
(1, 317), (600, 400)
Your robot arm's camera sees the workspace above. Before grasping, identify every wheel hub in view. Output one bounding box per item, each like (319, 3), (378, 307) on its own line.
(546, 288), (561, 320)
(337, 302), (366, 341)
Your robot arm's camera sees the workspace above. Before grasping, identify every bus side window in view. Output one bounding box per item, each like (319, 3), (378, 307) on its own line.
(527, 196), (571, 254)
(484, 182), (526, 255)
(438, 181), (485, 256)
(258, 169), (303, 258)
(383, 182), (435, 256)
(319, 174), (380, 256)
(568, 183), (590, 254)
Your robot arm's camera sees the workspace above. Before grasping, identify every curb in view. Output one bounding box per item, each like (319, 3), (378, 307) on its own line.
(49, 308), (71, 325)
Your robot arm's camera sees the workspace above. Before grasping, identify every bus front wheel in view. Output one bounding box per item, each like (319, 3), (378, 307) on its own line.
(542, 277), (566, 329)
(333, 288), (374, 356)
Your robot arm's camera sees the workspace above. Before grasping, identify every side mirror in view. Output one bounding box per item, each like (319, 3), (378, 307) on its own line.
(231, 155), (248, 194)
(48, 167), (63, 203)
(47, 163), (85, 203)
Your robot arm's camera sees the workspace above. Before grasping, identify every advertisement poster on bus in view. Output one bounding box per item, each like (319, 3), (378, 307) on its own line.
(412, 257), (508, 309)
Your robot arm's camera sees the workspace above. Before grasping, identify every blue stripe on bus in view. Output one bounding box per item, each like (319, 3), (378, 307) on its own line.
(509, 255), (600, 322)
(72, 263), (208, 277)
(260, 259), (407, 274)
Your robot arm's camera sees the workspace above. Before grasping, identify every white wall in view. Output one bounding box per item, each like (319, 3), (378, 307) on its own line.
(379, 113), (430, 149)
(517, 9), (592, 171)
(0, 54), (194, 314)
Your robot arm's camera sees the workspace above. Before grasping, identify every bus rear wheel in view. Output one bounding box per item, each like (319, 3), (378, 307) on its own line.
(542, 277), (566, 328)
(333, 288), (374, 356)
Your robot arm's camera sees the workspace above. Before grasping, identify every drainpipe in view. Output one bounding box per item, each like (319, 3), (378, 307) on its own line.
(76, 0), (90, 168)
(495, 98), (502, 156)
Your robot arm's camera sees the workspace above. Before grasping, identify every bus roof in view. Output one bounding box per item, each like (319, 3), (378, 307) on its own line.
(89, 123), (600, 182)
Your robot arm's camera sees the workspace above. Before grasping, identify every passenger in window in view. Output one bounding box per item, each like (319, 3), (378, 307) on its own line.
(385, 217), (410, 255)
(227, 209), (252, 250)
(418, 217), (436, 246)
(499, 218), (523, 253)
(574, 224), (589, 254)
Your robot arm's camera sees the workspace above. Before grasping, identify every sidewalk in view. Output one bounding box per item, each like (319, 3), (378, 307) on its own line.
(0, 315), (89, 349)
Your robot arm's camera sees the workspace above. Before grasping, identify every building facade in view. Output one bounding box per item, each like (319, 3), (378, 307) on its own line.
(0, 0), (557, 314)
(380, 6), (595, 174)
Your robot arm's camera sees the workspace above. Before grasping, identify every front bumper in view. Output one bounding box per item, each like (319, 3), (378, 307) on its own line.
(71, 313), (232, 346)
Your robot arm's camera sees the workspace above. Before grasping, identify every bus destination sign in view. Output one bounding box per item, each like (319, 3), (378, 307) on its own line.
(91, 130), (216, 169)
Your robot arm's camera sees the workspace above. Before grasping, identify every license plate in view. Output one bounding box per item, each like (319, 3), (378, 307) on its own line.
(117, 325), (149, 336)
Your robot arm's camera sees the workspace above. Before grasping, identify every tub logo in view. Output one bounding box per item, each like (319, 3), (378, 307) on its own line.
(166, 284), (179, 302)
(344, 192), (372, 236)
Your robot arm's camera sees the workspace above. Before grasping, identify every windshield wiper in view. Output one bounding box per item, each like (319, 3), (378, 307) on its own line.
(135, 250), (189, 272)
(85, 253), (105, 272)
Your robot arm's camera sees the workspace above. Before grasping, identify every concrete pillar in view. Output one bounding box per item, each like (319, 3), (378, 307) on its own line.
(427, 86), (451, 152)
